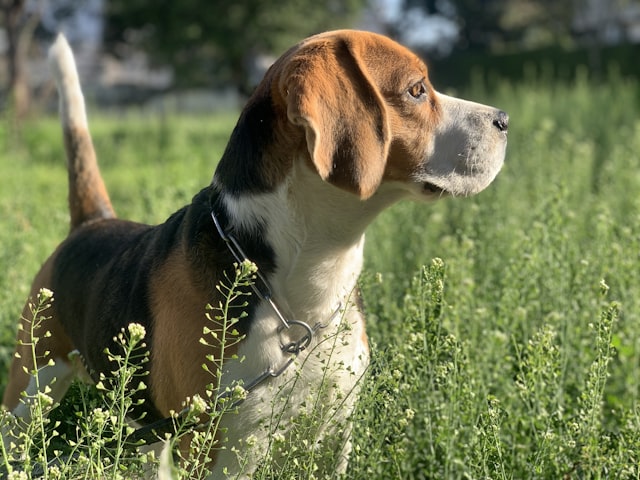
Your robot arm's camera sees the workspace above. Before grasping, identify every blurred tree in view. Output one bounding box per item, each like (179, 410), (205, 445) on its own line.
(454, 0), (512, 50)
(390, 0), (613, 53)
(492, 0), (575, 49)
(104, 0), (365, 93)
(0, 0), (41, 120)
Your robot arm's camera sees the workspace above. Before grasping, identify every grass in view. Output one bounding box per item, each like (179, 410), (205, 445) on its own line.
(1, 70), (640, 478)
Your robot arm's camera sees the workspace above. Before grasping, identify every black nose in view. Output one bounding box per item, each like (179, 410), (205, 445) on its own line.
(493, 111), (509, 132)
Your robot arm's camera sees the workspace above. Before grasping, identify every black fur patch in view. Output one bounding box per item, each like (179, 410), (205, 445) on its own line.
(51, 186), (276, 421)
(214, 96), (279, 195)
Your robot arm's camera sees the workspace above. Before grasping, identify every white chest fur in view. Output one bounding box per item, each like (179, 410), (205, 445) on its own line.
(208, 178), (379, 476)
(210, 297), (369, 478)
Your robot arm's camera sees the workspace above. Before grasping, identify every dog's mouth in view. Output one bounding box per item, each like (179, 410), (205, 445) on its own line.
(422, 182), (447, 196)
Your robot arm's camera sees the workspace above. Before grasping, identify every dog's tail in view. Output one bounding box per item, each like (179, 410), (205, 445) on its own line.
(49, 34), (116, 230)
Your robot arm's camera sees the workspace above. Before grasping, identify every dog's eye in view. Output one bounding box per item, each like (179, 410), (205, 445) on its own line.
(408, 81), (427, 100)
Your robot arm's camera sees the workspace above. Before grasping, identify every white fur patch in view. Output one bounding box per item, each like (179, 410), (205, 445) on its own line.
(48, 34), (89, 131)
(211, 163), (380, 477)
(417, 93), (507, 197)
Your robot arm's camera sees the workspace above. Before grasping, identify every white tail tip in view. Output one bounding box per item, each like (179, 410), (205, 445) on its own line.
(48, 33), (88, 129)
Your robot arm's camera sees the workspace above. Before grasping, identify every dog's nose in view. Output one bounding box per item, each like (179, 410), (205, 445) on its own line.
(493, 110), (509, 132)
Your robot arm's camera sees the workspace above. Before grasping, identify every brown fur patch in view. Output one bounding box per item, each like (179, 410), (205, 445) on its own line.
(148, 249), (240, 416)
(279, 33), (390, 199)
(2, 255), (75, 409)
(63, 125), (115, 229)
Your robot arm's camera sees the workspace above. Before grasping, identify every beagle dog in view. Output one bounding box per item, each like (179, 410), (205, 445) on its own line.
(2, 30), (507, 476)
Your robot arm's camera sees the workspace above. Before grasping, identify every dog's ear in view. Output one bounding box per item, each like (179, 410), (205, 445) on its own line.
(282, 38), (390, 199)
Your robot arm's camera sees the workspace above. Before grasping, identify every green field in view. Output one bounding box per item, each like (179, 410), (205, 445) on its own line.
(1, 71), (640, 478)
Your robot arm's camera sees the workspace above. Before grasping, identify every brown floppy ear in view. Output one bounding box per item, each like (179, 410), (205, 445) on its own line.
(282, 38), (390, 199)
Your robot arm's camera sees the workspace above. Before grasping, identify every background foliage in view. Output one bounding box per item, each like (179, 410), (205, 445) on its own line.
(3, 0), (637, 116)
(104, 0), (366, 91)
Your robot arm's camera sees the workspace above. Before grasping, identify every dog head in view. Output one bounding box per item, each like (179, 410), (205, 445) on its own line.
(215, 30), (507, 201)
(279, 30), (507, 200)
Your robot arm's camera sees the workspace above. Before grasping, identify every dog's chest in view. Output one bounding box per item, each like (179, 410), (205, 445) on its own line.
(228, 300), (368, 406)
(212, 301), (369, 476)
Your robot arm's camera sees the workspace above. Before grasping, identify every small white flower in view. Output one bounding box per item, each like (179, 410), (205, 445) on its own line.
(190, 394), (208, 416)
(39, 287), (54, 300)
(91, 407), (108, 426)
(232, 384), (247, 401)
(36, 391), (54, 408)
(47, 465), (61, 479)
(245, 434), (258, 447)
(8, 471), (28, 480)
(127, 323), (146, 341)
(239, 259), (258, 276)
(599, 278), (609, 295)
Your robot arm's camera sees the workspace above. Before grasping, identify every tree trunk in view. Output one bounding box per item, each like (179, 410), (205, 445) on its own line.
(2, 0), (39, 121)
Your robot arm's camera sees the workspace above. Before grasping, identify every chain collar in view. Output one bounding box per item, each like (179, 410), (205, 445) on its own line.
(210, 209), (340, 356)
(210, 208), (342, 401)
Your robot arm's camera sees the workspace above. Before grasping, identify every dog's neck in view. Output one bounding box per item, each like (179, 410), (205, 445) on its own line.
(212, 160), (405, 324)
